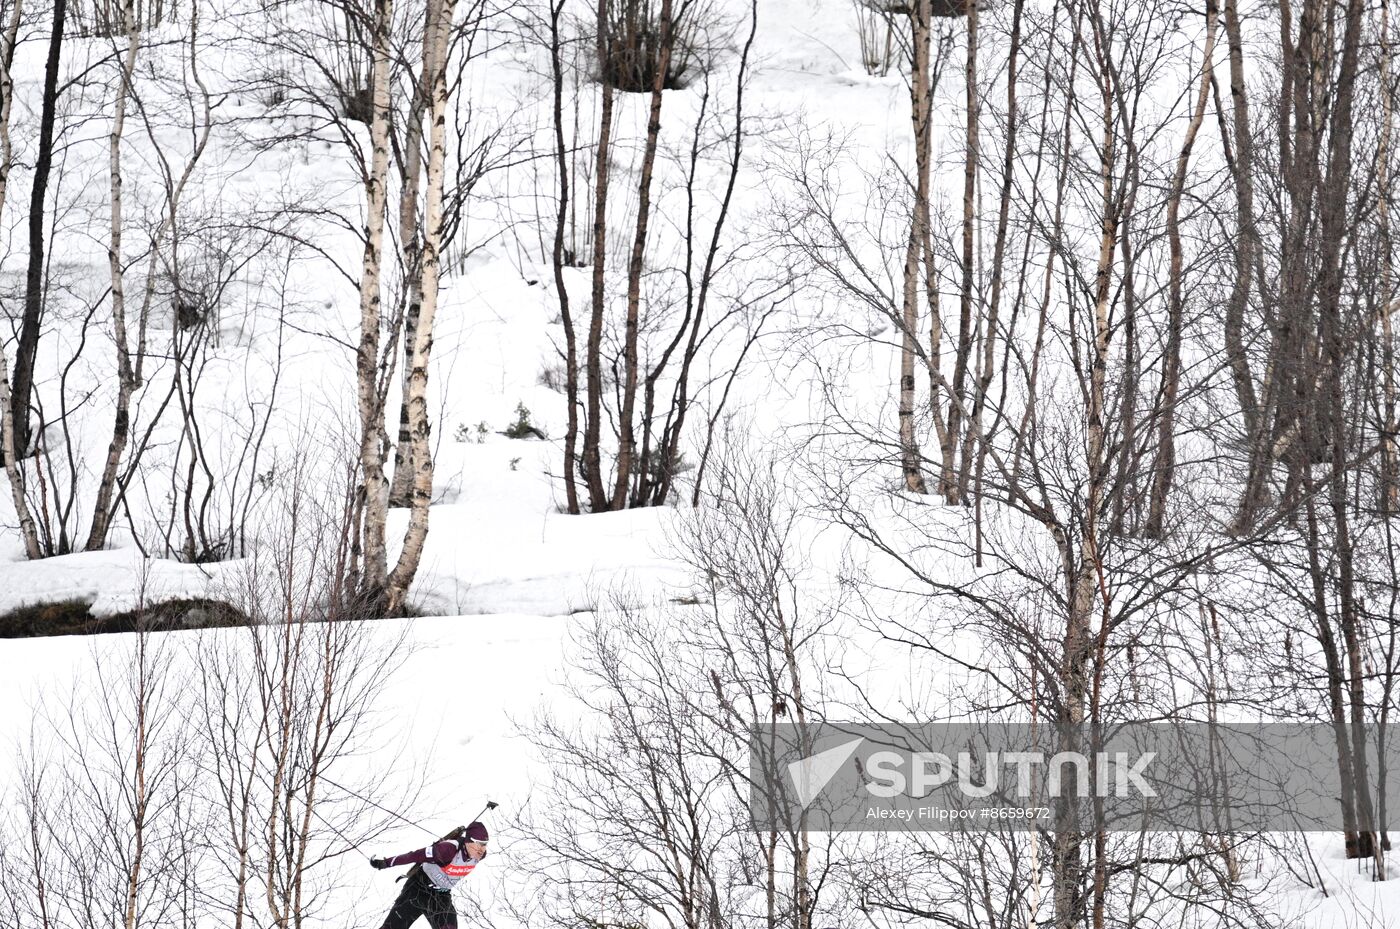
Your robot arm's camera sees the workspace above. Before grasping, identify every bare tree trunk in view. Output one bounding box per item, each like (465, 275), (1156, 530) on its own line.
(1380, 0), (1398, 513)
(899, 0), (934, 495)
(1108, 200), (1141, 535)
(262, 599), (303, 928)
(1054, 10), (1120, 925)
(88, 0), (207, 552)
(355, 0), (397, 602)
(12, 0), (68, 458)
(1319, 0), (1380, 866)
(612, 0), (674, 508)
(386, 0), (459, 614)
(389, 0), (440, 509)
(548, 0), (581, 515)
(1330, 482), (1384, 869)
(1220, 0), (1260, 438)
(583, 0), (616, 511)
(122, 631), (153, 929)
(919, 23), (954, 500)
(1146, 0), (1218, 538)
(1013, 22), (1076, 491)
(653, 0), (759, 509)
(961, 0), (1025, 505)
(1305, 494), (1368, 861)
(1237, 0), (1320, 531)
(0, 0), (38, 559)
(87, 19), (141, 550)
(944, 0), (979, 505)
(93, 33), (214, 552)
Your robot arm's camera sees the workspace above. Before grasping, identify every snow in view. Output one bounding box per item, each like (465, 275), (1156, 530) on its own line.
(0, 611), (574, 927)
(1, 0), (1398, 927)
(0, 546), (220, 616)
(0, 429), (686, 618)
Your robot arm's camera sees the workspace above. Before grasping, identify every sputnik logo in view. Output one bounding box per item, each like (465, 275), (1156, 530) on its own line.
(787, 737), (865, 808)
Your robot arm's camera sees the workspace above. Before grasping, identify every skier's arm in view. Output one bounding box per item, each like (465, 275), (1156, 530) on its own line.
(370, 841), (457, 869)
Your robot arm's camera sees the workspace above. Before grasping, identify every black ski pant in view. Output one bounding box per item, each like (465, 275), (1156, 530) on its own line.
(378, 873), (458, 929)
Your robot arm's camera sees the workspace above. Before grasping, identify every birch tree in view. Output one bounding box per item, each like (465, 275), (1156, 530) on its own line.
(354, 0), (398, 604)
(86, 0), (216, 552)
(0, 0), (38, 559)
(1145, 0), (1218, 537)
(582, 0), (617, 512)
(384, 0), (460, 614)
(898, 0), (935, 495)
(10, 0), (68, 459)
(387, 0), (445, 509)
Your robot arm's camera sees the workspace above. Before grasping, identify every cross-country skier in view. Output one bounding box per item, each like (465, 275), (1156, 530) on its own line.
(370, 821), (489, 929)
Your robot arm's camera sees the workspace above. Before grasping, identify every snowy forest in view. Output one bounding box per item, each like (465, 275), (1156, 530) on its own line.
(2, 0), (1399, 927)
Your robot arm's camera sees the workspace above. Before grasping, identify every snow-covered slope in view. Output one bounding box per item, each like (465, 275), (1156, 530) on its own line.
(3, 1), (1400, 928)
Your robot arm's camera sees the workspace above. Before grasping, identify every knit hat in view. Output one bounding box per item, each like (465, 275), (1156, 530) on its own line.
(464, 821), (489, 844)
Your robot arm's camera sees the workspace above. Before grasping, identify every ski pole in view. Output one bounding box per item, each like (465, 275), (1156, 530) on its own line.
(468, 799), (499, 823)
(318, 773), (429, 832)
(308, 803), (369, 859)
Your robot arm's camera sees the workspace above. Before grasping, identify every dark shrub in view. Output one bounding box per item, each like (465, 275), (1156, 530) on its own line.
(0, 598), (96, 637)
(874, 0), (971, 15)
(341, 85), (372, 124)
(0, 597), (251, 638)
(599, 0), (707, 92)
(101, 598), (251, 633)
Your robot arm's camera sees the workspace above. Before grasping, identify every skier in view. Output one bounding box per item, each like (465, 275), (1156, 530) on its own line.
(370, 821), (489, 929)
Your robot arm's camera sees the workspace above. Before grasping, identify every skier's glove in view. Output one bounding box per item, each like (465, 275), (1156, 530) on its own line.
(370, 857), (389, 870)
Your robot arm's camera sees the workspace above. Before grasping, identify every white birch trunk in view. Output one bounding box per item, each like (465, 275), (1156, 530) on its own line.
(356, 0), (397, 598)
(386, 0), (457, 612)
(899, 0), (932, 494)
(86, 8), (142, 551)
(0, 0), (38, 559)
(388, 0), (443, 508)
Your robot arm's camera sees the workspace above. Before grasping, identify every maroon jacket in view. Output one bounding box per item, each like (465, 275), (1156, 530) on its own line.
(382, 841), (483, 892)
